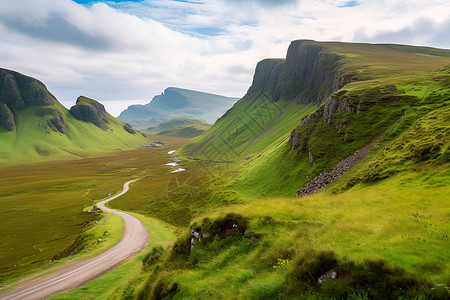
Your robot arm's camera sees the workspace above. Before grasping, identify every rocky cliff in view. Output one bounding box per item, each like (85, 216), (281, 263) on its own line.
(0, 68), (56, 110)
(0, 68), (64, 133)
(70, 96), (111, 130)
(244, 40), (351, 105)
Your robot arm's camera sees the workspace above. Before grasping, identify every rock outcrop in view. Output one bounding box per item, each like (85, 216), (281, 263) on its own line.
(0, 68), (55, 109)
(244, 40), (351, 105)
(0, 68), (62, 132)
(123, 123), (137, 134)
(0, 103), (15, 131)
(70, 96), (111, 130)
(35, 107), (67, 134)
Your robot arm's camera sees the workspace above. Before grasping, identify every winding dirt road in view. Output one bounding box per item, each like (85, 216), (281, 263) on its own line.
(0, 179), (149, 300)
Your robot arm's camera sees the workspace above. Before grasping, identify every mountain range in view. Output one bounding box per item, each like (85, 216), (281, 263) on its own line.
(117, 87), (238, 130)
(0, 68), (147, 165)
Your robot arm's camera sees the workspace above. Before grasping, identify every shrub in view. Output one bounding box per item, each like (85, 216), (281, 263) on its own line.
(142, 246), (165, 270)
(286, 250), (442, 300)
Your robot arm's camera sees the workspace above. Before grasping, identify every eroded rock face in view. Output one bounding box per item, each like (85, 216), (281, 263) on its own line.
(244, 40), (351, 105)
(0, 104), (15, 131)
(0, 68), (62, 132)
(46, 112), (66, 134)
(70, 96), (110, 130)
(272, 40), (350, 104)
(0, 68), (55, 109)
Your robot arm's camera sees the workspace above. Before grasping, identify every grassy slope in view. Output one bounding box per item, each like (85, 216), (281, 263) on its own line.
(0, 101), (147, 165)
(152, 165), (449, 299)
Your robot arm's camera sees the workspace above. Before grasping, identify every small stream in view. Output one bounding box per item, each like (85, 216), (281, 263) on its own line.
(166, 150), (186, 173)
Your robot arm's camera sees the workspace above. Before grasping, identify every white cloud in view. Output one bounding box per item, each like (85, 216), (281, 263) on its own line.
(0, 0), (449, 116)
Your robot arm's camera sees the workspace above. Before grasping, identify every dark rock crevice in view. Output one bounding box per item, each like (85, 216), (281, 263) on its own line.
(0, 103), (15, 131)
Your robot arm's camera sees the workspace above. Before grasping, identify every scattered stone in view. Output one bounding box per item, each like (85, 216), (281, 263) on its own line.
(88, 204), (102, 213)
(318, 269), (337, 283)
(296, 144), (370, 197)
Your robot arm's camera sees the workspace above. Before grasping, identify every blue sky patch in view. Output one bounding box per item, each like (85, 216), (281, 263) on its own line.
(338, 1), (360, 8)
(72, 0), (142, 4)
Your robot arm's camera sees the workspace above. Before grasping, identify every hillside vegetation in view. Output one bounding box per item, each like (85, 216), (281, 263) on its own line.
(0, 68), (147, 165)
(115, 41), (450, 299)
(144, 118), (211, 138)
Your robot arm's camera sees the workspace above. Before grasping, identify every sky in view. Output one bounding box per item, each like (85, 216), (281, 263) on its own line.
(1, 0), (450, 116)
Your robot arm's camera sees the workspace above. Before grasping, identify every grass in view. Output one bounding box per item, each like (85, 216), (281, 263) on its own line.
(0, 136), (188, 284)
(144, 118), (211, 138)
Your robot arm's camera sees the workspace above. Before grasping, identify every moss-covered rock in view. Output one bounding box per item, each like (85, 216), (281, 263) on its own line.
(123, 122), (137, 134)
(69, 96), (111, 130)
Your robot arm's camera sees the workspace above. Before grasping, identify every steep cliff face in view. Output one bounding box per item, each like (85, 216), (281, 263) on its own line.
(243, 40), (351, 105)
(272, 40), (350, 104)
(179, 40), (353, 160)
(0, 68), (55, 110)
(0, 68), (64, 132)
(70, 96), (111, 130)
(245, 59), (285, 98)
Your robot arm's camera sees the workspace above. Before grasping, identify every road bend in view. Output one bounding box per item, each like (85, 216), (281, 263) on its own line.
(0, 178), (149, 300)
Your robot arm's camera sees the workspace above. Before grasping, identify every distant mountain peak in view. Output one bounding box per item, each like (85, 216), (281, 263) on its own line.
(118, 87), (238, 130)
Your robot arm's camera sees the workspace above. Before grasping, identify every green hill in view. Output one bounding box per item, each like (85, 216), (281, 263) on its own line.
(144, 118), (211, 138)
(0, 68), (147, 165)
(117, 87), (238, 130)
(115, 41), (450, 299)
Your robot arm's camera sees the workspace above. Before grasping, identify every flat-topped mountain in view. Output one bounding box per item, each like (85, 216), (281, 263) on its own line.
(0, 68), (146, 164)
(117, 87), (238, 130)
(144, 118), (211, 138)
